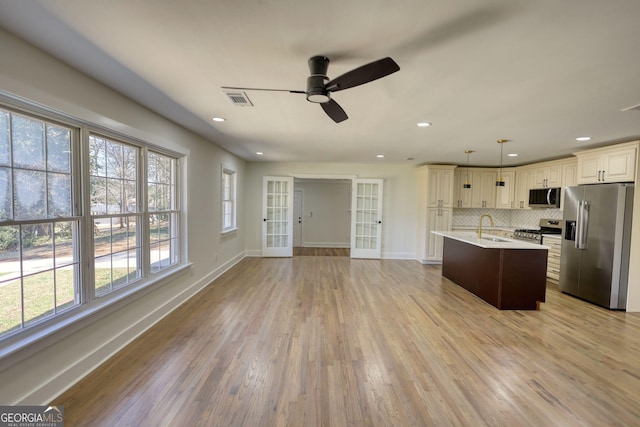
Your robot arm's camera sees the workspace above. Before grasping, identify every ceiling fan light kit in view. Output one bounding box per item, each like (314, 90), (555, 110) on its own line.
(222, 55), (399, 123)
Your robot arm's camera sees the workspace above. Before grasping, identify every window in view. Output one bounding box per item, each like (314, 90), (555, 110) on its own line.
(222, 167), (236, 232)
(148, 151), (180, 273)
(0, 109), (80, 336)
(89, 134), (141, 297)
(0, 101), (185, 344)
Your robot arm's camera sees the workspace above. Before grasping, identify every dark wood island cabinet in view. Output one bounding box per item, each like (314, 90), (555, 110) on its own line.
(436, 232), (548, 310)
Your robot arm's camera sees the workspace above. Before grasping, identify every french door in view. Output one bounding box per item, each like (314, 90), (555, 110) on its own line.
(262, 176), (294, 257)
(350, 179), (383, 259)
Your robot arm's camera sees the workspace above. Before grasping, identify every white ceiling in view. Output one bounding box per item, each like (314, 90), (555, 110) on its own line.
(1, 0), (640, 167)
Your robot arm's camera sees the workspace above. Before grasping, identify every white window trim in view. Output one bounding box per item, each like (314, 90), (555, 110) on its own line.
(221, 165), (237, 234)
(0, 93), (189, 366)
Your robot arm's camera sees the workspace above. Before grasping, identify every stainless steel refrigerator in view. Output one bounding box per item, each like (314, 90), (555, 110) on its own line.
(560, 183), (634, 309)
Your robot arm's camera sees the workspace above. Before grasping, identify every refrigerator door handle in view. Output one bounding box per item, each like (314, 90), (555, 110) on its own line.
(575, 200), (582, 248)
(577, 200), (589, 249)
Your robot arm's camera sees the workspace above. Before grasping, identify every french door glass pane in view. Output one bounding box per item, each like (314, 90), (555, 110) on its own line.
(354, 182), (379, 249)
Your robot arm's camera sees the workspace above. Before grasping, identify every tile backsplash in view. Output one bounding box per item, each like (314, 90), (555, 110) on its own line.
(452, 208), (563, 229)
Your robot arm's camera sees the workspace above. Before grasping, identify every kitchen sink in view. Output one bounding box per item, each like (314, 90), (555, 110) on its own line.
(480, 237), (509, 243)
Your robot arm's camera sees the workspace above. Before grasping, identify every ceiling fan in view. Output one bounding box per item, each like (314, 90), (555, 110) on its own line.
(221, 56), (400, 123)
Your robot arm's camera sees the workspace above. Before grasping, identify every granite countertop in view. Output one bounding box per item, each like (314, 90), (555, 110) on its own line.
(433, 231), (549, 250)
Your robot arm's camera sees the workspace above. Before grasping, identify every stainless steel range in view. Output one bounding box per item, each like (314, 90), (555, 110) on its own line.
(513, 219), (563, 244)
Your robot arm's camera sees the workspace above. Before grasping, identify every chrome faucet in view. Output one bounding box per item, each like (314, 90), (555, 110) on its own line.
(477, 214), (494, 239)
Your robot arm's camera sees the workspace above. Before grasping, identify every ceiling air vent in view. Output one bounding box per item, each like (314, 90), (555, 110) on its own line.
(621, 103), (640, 111)
(223, 91), (253, 107)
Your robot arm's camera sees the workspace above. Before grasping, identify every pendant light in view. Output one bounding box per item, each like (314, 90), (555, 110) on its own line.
(496, 139), (509, 187)
(464, 150), (473, 189)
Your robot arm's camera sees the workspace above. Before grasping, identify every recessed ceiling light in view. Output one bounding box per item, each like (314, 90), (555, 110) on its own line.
(376, 154), (385, 158)
(417, 122), (432, 127)
(256, 152), (263, 155)
(507, 153), (518, 157)
(576, 136), (591, 141)
(212, 117), (226, 122)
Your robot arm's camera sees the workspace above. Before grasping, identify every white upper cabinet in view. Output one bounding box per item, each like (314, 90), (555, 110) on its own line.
(470, 169), (497, 209)
(532, 164), (562, 188)
(453, 169), (473, 208)
(496, 169), (516, 209)
(514, 168), (532, 209)
(426, 166), (455, 208)
(575, 141), (638, 184)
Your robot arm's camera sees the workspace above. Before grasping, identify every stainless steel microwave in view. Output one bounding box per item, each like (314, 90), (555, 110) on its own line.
(529, 187), (561, 208)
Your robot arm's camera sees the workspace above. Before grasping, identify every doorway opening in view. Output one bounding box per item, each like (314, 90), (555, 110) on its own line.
(293, 177), (352, 257)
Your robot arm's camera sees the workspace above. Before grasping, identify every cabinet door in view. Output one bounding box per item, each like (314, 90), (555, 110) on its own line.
(481, 171), (497, 208)
(533, 167), (547, 188)
(515, 169), (530, 209)
(427, 168), (455, 207)
(577, 153), (602, 184)
(426, 208), (451, 261)
(562, 161), (577, 187)
(496, 171), (515, 209)
(440, 169), (455, 207)
(603, 147), (636, 182)
(427, 169), (442, 207)
(471, 171), (496, 208)
(546, 164), (562, 186)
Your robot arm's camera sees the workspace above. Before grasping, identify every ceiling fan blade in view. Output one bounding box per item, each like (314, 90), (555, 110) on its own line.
(326, 57), (400, 92)
(221, 86), (305, 94)
(321, 99), (348, 123)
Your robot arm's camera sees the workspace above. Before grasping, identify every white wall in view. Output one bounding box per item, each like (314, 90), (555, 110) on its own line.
(245, 162), (418, 259)
(295, 180), (351, 247)
(0, 28), (246, 403)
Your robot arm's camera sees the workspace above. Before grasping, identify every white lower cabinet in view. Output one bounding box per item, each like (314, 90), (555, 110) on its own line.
(423, 208), (451, 262)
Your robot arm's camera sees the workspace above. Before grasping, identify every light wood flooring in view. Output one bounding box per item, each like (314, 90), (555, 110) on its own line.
(293, 247), (350, 256)
(55, 257), (640, 426)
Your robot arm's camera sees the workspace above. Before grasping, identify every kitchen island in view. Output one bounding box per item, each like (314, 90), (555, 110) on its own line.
(433, 231), (549, 310)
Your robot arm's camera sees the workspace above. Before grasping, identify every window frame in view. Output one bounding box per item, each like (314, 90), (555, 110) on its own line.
(0, 94), (189, 362)
(221, 165), (237, 234)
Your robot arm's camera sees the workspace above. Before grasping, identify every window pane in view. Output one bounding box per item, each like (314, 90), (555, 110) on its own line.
(89, 136), (106, 177)
(93, 214), (142, 297)
(12, 114), (45, 170)
(0, 167), (11, 220)
(54, 221), (75, 268)
(106, 141), (123, 179)
(0, 278), (21, 337)
(14, 169), (46, 220)
(148, 182), (157, 211)
(124, 180), (137, 213)
(55, 267), (76, 312)
(23, 270), (55, 327)
(46, 124), (71, 173)
(123, 145), (137, 181)
(48, 172), (72, 217)
(106, 178), (123, 213)
(0, 225), (20, 283)
(0, 110), (9, 166)
(94, 254), (112, 297)
(22, 223), (53, 274)
(91, 176), (106, 214)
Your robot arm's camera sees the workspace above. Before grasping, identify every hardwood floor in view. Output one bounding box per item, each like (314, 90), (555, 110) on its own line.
(293, 247), (350, 256)
(54, 257), (640, 426)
